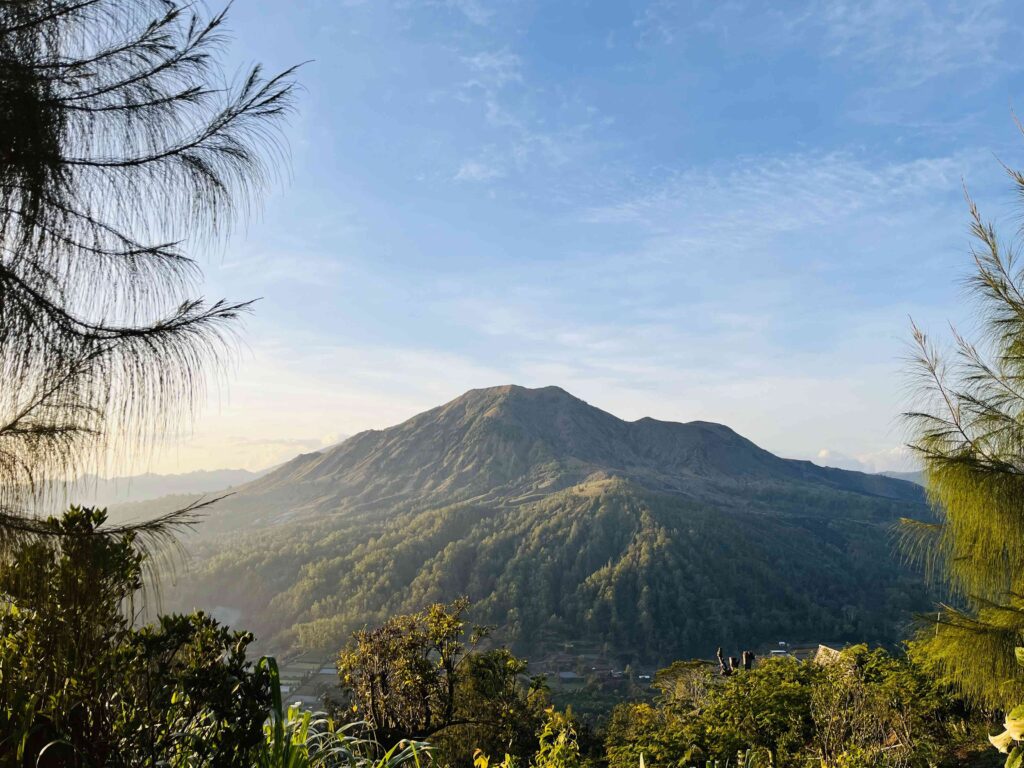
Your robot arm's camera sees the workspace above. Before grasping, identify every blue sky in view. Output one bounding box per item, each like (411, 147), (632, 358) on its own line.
(149, 0), (1024, 474)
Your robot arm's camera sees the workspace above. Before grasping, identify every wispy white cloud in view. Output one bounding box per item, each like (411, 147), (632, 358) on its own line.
(449, 45), (599, 186)
(797, 0), (1014, 87)
(579, 149), (976, 260)
(462, 49), (522, 87)
(633, 0), (679, 45)
(424, 0), (494, 26)
(630, 0), (1018, 94)
(454, 158), (504, 182)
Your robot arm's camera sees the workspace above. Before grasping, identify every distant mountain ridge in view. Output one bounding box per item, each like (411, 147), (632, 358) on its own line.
(880, 470), (924, 486)
(158, 385), (931, 662)
(70, 468), (268, 507)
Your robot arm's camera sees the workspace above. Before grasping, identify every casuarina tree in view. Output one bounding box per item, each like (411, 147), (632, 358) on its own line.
(0, 0), (296, 542)
(903, 150), (1024, 708)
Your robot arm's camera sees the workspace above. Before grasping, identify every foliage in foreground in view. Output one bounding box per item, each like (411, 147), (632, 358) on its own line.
(0, 507), (273, 765)
(473, 708), (585, 768)
(604, 647), (994, 768)
(0, 506), (425, 767)
(0, 506), (1005, 768)
(255, 657), (428, 768)
(334, 599), (552, 766)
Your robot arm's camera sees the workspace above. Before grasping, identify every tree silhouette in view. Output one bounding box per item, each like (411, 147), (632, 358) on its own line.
(0, 0), (297, 550)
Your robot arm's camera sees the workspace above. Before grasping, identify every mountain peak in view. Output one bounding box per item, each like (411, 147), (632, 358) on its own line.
(452, 384), (583, 409)
(464, 384), (571, 397)
(170, 385), (931, 661)
(237, 384), (921, 519)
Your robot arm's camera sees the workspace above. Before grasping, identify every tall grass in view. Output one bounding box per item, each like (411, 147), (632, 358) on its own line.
(256, 657), (429, 768)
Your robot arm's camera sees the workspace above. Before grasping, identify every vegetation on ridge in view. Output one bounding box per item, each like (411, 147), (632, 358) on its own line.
(161, 409), (931, 660)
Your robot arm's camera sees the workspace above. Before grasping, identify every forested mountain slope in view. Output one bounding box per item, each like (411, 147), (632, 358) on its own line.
(157, 385), (930, 661)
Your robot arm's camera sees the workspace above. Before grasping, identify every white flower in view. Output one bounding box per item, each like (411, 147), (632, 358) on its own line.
(990, 729), (1015, 754)
(1006, 715), (1024, 741)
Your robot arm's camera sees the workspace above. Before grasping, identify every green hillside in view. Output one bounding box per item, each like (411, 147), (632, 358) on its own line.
(156, 385), (930, 662)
